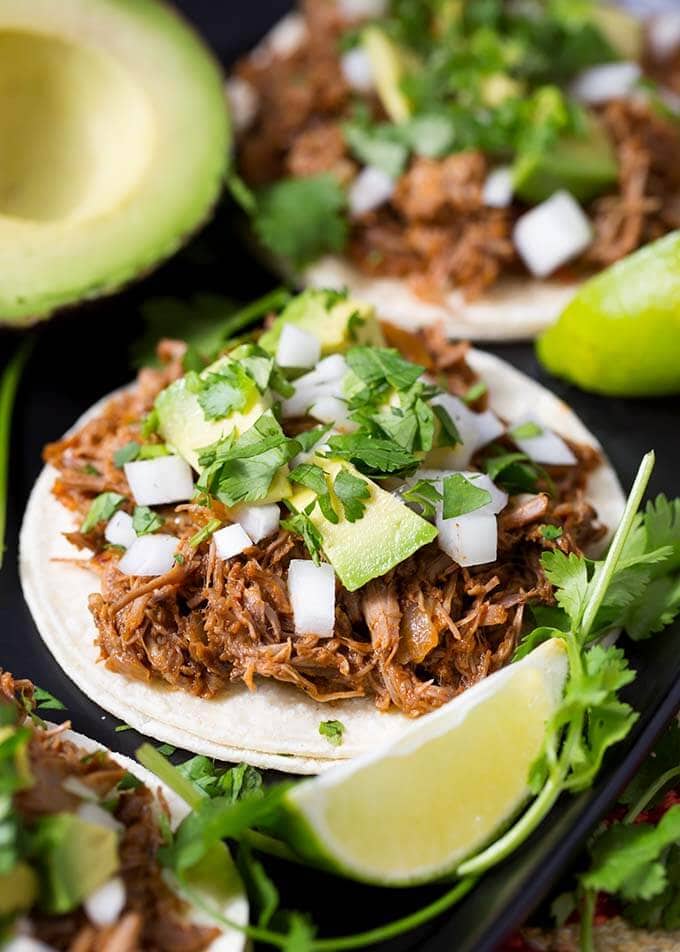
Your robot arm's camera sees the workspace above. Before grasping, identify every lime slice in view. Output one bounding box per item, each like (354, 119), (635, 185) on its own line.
(272, 639), (568, 885)
(537, 231), (680, 396)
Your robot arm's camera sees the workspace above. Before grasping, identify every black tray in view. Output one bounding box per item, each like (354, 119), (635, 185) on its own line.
(1, 3), (680, 949)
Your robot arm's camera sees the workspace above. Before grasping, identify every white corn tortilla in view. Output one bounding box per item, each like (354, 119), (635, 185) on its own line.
(20, 349), (625, 775)
(22, 726), (248, 951)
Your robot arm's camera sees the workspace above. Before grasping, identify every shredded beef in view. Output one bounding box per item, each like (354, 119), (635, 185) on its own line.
(2, 672), (217, 952)
(45, 332), (606, 718)
(234, 0), (680, 300)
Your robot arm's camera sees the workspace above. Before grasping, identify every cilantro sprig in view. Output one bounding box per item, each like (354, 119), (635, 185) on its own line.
(0, 337), (34, 569)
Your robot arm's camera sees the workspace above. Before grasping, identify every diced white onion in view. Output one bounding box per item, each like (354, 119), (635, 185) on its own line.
(482, 166), (514, 208)
(84, 877), (126, 928)
(309, 396), (354, 430)
(276, 324), (321, 369)
(475, 409), (505, 447)
(513, 191), (593, 278)
(226, 77), (259, 133)
(77, 801), (124, 834)
(124, 456), (194, 507)
(62, 776), (99, 801)
(341, 47), (375, 92)
(648, 12), (680, 61)
(510, 417), (577, 466)
(429, 393), (482, 467)
(118, 534), (178, 577)
(282, 356), (348, 417)
(4, 938), (59, 952)
(233, 504), (280, 544)
(570, 61), (641, 104)
(213, 523), (252, 561)
(337, 0), (388, 20)
(104, 510), (136, 550)
(288, 560), (336, 637)
(266, 13), (308, 58)
(348, 166), (395, 217)
(436, 511), (498, 567)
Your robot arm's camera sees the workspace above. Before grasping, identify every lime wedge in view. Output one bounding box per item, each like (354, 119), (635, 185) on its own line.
(272, 639), (567, 885)
(537, 231), (680, 396)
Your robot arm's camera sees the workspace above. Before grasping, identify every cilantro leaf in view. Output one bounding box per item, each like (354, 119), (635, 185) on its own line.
(113, 441), (141, 468)
(540, 524), (563, 541)
(281, 509), (323, 565)
(33, 687), (65, 711)
(295, 425), (332, 454)
(237, 842), (280, 928)
(432, 405), (462, 447)
(81, 492), (125, 533)
(540, 550), (591, 629)
(333, 469), (370, 523)
(132, 506), (164, 536)
(509, 421), (543, 440)
(346, 347), (423, 394)
(462, 381), (488, 404)
(253, 175), (348, 270)
(289, 464), (328, 497)
(402, 479), (442, 520)
(442, 473), (492, 519)
(343, 119), (409, 178)
(319, 720), (345, 747)
(326, 433), (419, 476)
(197, 368), (250, 421)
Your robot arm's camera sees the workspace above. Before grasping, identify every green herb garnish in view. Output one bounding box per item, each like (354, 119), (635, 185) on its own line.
(319, 720), (345, 747)
(81, 492), (126, 534)
(132, 505), (164, 536)
(442, 474), (492, 519)
(113, 441), (141, 468)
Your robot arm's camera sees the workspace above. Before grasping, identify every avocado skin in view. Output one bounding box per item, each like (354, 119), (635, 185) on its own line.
(31, 813), (120, 914)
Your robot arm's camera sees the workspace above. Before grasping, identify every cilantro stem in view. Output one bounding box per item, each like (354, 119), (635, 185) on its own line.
(136, 743), (205, 810)
(578, 887), (596, 952)
(623, 765), (680, 824)
(580, 451), (655, 638)
(241, 828), (303, 865)
(0, 336), (34, 569)
(220, 287), (291, 344)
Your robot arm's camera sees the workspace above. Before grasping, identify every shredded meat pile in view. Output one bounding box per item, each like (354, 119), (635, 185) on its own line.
(1, 673), (217, 952)
(45, 330), (605, 718)
(235, 0), (680, 301)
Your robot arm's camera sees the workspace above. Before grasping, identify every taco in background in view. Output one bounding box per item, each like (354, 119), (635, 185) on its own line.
(20, 290), (624, 773)
(0, 672), (247, 951)
(230, 0), (680, 339)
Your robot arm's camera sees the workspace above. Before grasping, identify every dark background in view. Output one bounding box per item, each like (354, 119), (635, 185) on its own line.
(1, 3), (680, 949)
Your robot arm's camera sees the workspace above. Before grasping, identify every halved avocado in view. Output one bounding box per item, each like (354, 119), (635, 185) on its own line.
(0, 0), (229, 326)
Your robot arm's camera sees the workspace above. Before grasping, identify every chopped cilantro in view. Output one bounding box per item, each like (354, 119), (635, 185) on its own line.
(346, 346), (423, 394)
(141, 409), (159, 438)
(289, 464), (328, 497)
(509, 421), (544, 440)
(432, 404), (462, 447)
(343, 116), (409, 177)
(281, 507), (323, 564)
(295, 425), (332, 454)
(333, 469), (370, 523)
(157, 743), (176, 757)
(196, 365), (251, 421)
(113, 441), (141, 468)
(442, 473), (492, 519)
(462, 381), (488, 404)
(81, 492), (125, 533)
(138, 443), (170, 460)
(117, 771), (143, 791)
(326, 433), (419, 477)
(540, 524), (563, 541)
(115, 724), (133, 733)
(33, 687), (65, 711)
(483, 448), (549, 495)
(189, 518), (222, 549)
(402, 479), (442, 521)
(319, 720), (345, 747)
(132, 505), (164, 536)
(83, 463), (101, 476)
(173, 553), (185, 566)
(253, 175), (348, 269)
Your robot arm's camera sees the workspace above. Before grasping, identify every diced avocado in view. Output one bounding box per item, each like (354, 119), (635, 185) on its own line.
(290, 459), (437, 592)
(480, 73), (524, 107)
(0, 0), (228, 327)
(592, 5), (643, 60)
(156, 355), (271, 471)
(259, 290), (386, 356)
(513, 116), (618, 204)
(0, 862), (38, 916)
(32, 813), (120, 915)
(361, 26), (413, 124)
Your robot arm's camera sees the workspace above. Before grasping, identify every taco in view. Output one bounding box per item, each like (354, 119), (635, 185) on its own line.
(230, 1), (680, 339)
(0, 671), (247, 951)
(20, 290), (624, 773)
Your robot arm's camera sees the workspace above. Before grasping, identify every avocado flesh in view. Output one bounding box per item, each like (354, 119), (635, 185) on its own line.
(0, 862), (38, 916)
(513, 118), (618, 204)
(290, 458), (437, 592)
(0, 0), (228, 326)
(362, 26), (412, 124)
(33, 813), (120, 915)
(592, 6), (643, 59)
(259, 290), (386, 356)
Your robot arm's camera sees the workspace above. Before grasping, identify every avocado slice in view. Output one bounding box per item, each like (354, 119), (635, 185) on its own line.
(0, 0), (228, 326)
(592, 5), (643, 60)
(31, 812), (120, 915)
(259, 290), (386, 357)
(361, 26), (413, 124)
(0, 862), (38, 917)
(156, 354), (272, 473)
(290, 458), (437, 592)
(513, 116), (618, 204)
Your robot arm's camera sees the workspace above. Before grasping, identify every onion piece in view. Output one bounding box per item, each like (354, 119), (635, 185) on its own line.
(482, 166), (513, 208)
(118, 534), (178, 577)
(213, 523), (252, 561)
(4, 938), (59, 952)
(77, 802), (124, 834)
(309, 396), (354, 430)
(276, 324), (321, 369)
(511, 417), (577, 466)
(341, 47), (375, 92)
(84, 877), (126, 928)
(475, 409), (505, 447)
(62, 776), (99, 801)
(436, 511), (498, 567)
(233, 504), (280, 544)
(513, 190), (593, 278)
(282, 356), (348, 417)
(104, 511), (136, 550)
(337, 0), (388, 20)
(124, 456), (194, 507)
(648, 12), (680, 61)
(570, 61), (641, 104)
(348, 166), (395, 217)
(288, 560), (336, 637)
(266, 13), (307, 58)
(226, 77), (259, 133)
